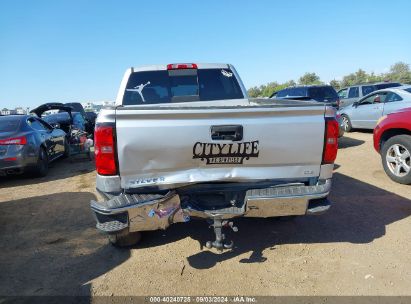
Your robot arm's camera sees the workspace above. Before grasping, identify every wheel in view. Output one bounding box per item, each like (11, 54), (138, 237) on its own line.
(33, 147), (49, 177)
(108, 230), (142, 247)
(381, 135), (411, 184)
(341, 114), (352, 132)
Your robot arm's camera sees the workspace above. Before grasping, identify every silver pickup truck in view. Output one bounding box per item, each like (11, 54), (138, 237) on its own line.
(90, 63), (339, 250)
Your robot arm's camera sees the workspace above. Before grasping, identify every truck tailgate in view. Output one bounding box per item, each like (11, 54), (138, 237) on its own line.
(115, 104), (325, 189)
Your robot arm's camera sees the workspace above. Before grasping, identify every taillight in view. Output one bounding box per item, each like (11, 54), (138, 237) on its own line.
(322, 118), (339, 164)
(336, 99), (340, 109)
(167, 63), (198, 70)
(94, 124), (117, 175)
(4, 157), (17, 161)
(0, 136), (27, 145)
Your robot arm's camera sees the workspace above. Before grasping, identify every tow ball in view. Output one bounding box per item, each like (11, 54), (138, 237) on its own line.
(206, 218), (238, 251)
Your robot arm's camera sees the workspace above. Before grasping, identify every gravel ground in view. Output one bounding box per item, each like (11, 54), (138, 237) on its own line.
(0, 132), (410, 296)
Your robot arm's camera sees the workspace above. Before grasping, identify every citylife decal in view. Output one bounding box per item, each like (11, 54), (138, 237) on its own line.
(193, 141), (259, 165)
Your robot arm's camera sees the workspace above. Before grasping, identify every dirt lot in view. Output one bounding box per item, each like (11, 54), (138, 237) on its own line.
(1, 132), (410, 296)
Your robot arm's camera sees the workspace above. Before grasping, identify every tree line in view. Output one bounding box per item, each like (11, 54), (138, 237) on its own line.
(247, 62), (411, 98)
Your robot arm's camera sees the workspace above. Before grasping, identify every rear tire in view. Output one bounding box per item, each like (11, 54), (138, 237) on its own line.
(108, 230), (142, 247)
(381, 135), (411, 185)
(341, 114), (352, 132)
(33, 147), (49, 177)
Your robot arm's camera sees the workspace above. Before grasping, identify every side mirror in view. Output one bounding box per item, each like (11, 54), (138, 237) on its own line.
(353, 102), (358, 107)
(373, 96), (381, 103)
(51, 123), (61, 129)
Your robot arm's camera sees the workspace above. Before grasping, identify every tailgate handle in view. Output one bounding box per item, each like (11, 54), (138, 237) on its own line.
(211, 125), (243, 141)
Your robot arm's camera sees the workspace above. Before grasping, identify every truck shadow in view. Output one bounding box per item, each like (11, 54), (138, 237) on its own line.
(338, 136), (365, 149)
(141, 172), (411, 269)
(1, 174), (410, 293)
(352, 129), (374, 134)
(0, 192), (129, 296)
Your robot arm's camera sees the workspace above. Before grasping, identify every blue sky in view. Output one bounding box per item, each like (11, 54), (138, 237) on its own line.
(1, 0), (410, 108)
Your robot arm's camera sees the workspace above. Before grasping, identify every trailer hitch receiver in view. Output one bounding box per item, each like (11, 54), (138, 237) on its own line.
(205, 218), (238, 251)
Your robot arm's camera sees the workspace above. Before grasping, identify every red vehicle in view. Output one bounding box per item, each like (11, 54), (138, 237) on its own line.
(374, 107), (411, 184)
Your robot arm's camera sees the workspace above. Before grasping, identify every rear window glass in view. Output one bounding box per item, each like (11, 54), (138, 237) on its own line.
(308, 86), (339, 102)
(0, 116), (21, 132)
(385, 92), (403, 102)
(362, 85), (375, 96)
(27, 118), (49, 131)
(123, 68), (244, 105)
(375, 83), (402, 90)
(287, 87), (307, 97)
(276, 87), (307, 98)
(338, 88), (348, 98)
(276, 89), (288, 98)
(348, 87), (359, 98)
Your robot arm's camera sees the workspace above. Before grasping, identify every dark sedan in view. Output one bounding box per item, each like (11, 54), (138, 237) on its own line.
(0, 115), (67, 177)
(270, 85), (340, 108)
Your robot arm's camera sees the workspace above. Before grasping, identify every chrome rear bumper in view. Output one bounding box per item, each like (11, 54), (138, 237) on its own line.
(245, 179), (331, 217)
(91, 179), (332, 234)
